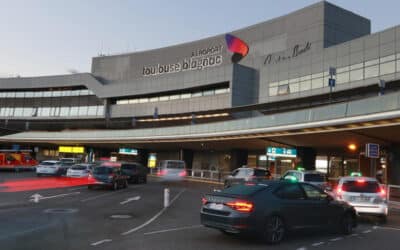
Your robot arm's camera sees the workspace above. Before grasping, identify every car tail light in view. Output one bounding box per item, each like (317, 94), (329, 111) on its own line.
(157, 169), (167, 176)
(225, 200), (254, 213)
(179, 170), (186, 177)
(379, 187), (386, 197)
(336, 186), (343, 199)
(201, 197), (208, 205)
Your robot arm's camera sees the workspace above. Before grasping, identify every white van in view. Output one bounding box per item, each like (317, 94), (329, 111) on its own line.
(156, 160), (187, 180)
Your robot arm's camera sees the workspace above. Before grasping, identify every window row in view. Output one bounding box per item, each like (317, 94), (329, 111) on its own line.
(269, 53), (400, 96)
(0, 105), (104, 117)
(0, 89), (95, 98)
(116, 87), (230, 105)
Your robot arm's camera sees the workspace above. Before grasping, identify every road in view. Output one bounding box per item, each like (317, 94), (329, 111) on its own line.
(0, 171), (400, 250)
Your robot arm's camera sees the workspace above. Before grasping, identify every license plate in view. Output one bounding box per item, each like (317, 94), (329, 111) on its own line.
(209, 203), (224, 210)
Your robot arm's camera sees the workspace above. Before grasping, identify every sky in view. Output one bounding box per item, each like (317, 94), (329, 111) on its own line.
(0, 0), (399, 77)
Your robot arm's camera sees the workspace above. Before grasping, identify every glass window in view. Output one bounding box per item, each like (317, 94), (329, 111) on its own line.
(159, 96), (169, 101)
(191, 92), (202, 97)
(14, 107), (23, 116)
(169, 95), (180, 100)
(5, 107), (13, 116)
(34, 92), (43, 98)
(350, 69), (363, 81)
(289, 83), (299, 93)
(70, 107), (79, 116)
(43, 91), (52, 97)
(149, 97), (159, 102)
(0, 108), (5, 116)
(380, 54), (395, 63)
(299, 80), (311, 91)
(180, 93), (191, 99)
(97, 106), (104, 116)
(22, 108), (33, 117)
(15, 92), (25, 98)
(62, 90), (72, 97)
(275, 184), (305, 200)
(277, 84), (290, 95)
(365, 65), (379, 79)
(6, 92), (15, 98)
(117, 100), (129, 105)
(79, 89), (90, 96)
(128, 99), (138, 104)
(0, 92), (5, 98)
(312, 78), (324, 89)
(380, 61), (395, 75)
(60, 107), (70, 116)
(71, 90), (81, 96)
(25, 92), (34, 98)
(53, 107), (60, 117)
(269, 87), (278, 96)
(337, 72), (349, 84)
(202, 90), (214, 96)
(342, 180), (380, 193)
(301, 184), (326, 200)
(78, 106), (88, 116)
(87, 106), (98, 116)
(40, 107), (50, 117)
(138, 98), (149, 103)
(52, 91), (62, 97)
(365, 58), (379, 67)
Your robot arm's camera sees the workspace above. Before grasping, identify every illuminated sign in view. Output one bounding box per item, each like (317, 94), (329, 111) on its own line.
(225, 34), (249, 63)
(266, 147), (297, 158)
(264, 42), (311, 65)
(58, 146), (85, 154)
(147, 153), (157, 168)
(118, 148), (138, 155)
(142, 45), (223, 77)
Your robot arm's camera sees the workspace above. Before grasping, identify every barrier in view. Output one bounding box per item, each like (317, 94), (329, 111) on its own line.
(387, 184), (400, 210)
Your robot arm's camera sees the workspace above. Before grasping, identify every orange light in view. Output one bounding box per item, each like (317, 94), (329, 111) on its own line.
(225, 200), (254, 212)
(348, 143), (357, 151)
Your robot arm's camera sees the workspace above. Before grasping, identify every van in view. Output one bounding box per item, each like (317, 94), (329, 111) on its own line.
(156, 160), (187, 180)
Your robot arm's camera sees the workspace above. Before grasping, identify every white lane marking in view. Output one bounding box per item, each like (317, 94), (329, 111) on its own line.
(143, 225), (203, 235)
(349, 233), (359, 237)
(90, 239), (112, 246)
(81, 190), (126, 202)
(311, 242), (325, 247)
(121, 189), (186, 236)
(296, 247), (307, 250)
(362, 229), (372, 234)
(329, 237), (343, 241)
(373, 225), (378, 230)
(376, 226), (400, 231)
(120, 196), (141, 205)
(68, 187), (86, 191)
(29, 192), (80, 202)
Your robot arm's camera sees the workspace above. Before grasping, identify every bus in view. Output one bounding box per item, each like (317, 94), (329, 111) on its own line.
(0, 150), (38, 171)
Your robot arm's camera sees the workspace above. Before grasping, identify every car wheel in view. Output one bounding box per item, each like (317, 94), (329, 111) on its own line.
(339, 213), (354, 235)
(112, 181), (118, 191)
(263, 216), (285, 244)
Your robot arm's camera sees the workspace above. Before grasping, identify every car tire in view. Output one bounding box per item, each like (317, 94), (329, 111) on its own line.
(263, 215), (286, 244)
(112, 181), (118, 191)
(339, 213), (354, 235)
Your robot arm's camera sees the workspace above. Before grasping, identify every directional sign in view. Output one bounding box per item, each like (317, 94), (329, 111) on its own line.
(267, 147), (297, 158)
(365, 143), (379, 158)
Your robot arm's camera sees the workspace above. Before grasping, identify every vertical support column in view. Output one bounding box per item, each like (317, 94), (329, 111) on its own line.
(229, 149), (248, 171)
(296, 147), (316, 170)
(388, 144), (400, 185)
(179, 149), (194, 170)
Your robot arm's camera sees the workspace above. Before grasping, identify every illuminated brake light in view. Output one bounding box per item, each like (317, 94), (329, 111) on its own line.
(179, 170), (186, 177)
(380, 188), (386, 196)
(356, 178), (366, 183)
(201, 197), (208, 205)
(225, 200), (254, 213)
(157, 170), (168, 176)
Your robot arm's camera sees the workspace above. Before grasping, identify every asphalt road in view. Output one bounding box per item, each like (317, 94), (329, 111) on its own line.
(0, 171), (399, 250)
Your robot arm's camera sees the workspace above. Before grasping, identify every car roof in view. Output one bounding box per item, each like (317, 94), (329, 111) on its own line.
(41, 160), (60, 163)
(339, 176), (378, 182)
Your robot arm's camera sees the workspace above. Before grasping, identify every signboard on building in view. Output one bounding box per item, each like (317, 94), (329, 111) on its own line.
(58, 146), (85, 154)
(365, 143), (379, 158)
(118, 148), (138, 155)
(266, 147), (297, 158)
(148, 153), (157, 168)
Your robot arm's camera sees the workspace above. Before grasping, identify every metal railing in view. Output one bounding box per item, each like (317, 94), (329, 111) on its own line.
(387, 184), (400, 210)
(150, 168), (230, 182)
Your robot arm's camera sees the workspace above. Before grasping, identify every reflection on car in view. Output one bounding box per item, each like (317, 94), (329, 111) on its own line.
(88, 164), (129, 190)
(224, 167), (271, 188)
(201, 181), (357, 244)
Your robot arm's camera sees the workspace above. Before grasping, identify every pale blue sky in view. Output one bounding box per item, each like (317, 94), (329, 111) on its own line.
(0, 0), (399, 77)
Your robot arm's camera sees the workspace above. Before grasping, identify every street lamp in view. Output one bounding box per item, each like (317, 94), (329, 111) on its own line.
(348, 143), (357, 151)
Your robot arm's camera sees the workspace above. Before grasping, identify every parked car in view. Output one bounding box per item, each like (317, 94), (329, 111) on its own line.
(88, 164), (128, 190)
(121, 162), (148, 184)
(224, 167), (271, 188)
(335, 176), (388, 223)
(281, 170), (331, 191)
(156, 160), (187, 181)
(66, 163), (96, 178)
(36, 160), (64, 176)
(201, 181), (357, 244)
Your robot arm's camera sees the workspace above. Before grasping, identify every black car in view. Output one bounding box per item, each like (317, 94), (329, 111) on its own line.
(88, 165), (129, 190)
(200, 181), (357, 244)
(121, 162), (148, 184)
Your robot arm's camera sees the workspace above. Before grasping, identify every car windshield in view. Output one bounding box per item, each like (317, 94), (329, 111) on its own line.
(164, 161), (184, 169)
(71, 165), (87, 170)
(93, 167), (113, 174)
(342, 180), (380, 193)
(254, 169), (268, 177)
(40, 162), (58, 166)
(304, 173), (326, 182)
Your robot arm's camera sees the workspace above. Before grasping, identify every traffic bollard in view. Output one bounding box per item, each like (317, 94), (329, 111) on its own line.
(164, 188), (170, 208)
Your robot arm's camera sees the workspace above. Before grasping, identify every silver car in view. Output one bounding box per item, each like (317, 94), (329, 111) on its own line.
(335, 176), (388, 223)
(36, 160), (63, 176)
(66, 164), (95, 178)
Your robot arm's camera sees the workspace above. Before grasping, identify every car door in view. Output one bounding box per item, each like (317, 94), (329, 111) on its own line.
(274, 183), (310, 229)
(300, 183), (336, 227)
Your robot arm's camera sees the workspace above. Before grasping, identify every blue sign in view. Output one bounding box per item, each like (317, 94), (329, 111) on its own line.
(119, 148), (138, 155)
(267, 147), (297, 158)
(366, 143), (379, 158)
(328, 78), (336, 87)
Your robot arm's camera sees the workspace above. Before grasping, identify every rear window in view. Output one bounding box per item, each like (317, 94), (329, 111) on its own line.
(41, 161), (58, 166)
(165, 161), (184, 169)
(71, 165), (87, 170)
(254, 169), (269, 177)
(304, 173), (326, 182)
(93, 167), (113, 174)
(342, 180), (380, 193)
(222, 184), (267, 196)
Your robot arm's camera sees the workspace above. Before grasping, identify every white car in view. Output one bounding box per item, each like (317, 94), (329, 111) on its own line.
(156, 160), (187, 181)
(281, 170), (330, 190)
(335, 176), (388, 222)
(66, 164), (95, 178)
(36, 160), (63, 176)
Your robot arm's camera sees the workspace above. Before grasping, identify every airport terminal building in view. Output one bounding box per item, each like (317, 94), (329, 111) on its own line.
(1, 1), (400, 183)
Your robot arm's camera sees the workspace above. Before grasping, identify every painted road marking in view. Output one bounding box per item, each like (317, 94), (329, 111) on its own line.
(121, 189), (186, 236)
(296, 247), (307, 250)
(329, 237), (343, 241)
(90, 239), (112, 246)
(349, 233), (359, 237)
(311, 242), (325, 247)
(120, 196), (141, 205)
(29, 192), (80, 202)
(376, 226), (400, 231)
(362, 229), (372, 234)
(81, 190), (126, 202)
(143, 225), (203, 235)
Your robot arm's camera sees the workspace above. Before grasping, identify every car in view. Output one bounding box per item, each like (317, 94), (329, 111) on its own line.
(66, 163), (96, 178)
(60, 158), (81, 165)
(121, 162), (148, 184)
(36, 160), (64, 176)
(334, 176), (388, 223)
(201, 181), (357, 244)
(88, 164), (129, 190)
(224, 167), (271, 188)
(156, 160), (187, 181)
(281, 170), (331, 191)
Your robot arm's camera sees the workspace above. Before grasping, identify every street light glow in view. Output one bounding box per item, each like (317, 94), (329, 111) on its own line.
(348, 143), (357, 151)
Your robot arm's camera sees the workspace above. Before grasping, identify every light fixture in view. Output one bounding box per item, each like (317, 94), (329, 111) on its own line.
(348, 143), (357, 151)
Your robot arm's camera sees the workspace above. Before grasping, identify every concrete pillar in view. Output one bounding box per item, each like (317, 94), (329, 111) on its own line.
(230, 149), (248, 171)
(138, 149), (149, 167)
(179, 149), (194, 169)
(296, 147), (316, 170)
(388, 145), (400, 185)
